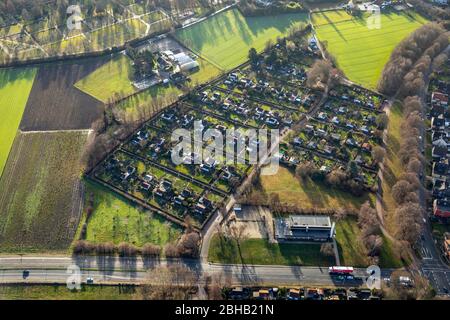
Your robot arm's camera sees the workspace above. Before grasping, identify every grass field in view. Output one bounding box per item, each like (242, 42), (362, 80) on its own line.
(0, 68), (36, 177)
(0, 131), (87, 252)
(381, 103), (404, 234)
(82, 181), (182, 247)
(208, 236), (335, 266)
(312, 10), (428, 88)
(74, 54), (135, 103)
(256, 166), (373, 211)
(175, 8), (309, 70)
(0, 284), (136, 300)
(335, 217), (403, 268)
(76, 53), (222, 105)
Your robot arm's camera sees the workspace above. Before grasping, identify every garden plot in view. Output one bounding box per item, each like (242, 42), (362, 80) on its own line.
(188, 88), (297, 129)
(216, 70), (319, 113)
(1, 33), (39, 53)
(0, 24), (22, 38)
(290, 119), (377, 172)
(123, 110), (252, 193)
(319, 97), (382, 136)
(329, 84), (385, 110)
(93, 150), (225, 228)
(88, 18), (147, 50)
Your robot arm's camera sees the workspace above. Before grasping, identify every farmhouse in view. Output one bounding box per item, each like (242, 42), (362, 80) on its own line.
(274, 215), (336, 242)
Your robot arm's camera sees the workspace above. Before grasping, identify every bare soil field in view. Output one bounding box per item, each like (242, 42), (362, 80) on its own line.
(20, 57), (108, 131)
(0, 131), (88, 252)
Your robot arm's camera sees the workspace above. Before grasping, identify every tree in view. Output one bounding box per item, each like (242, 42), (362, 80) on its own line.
(164, 243), (179, 258)
(248, 48), (258, 67)
(376, 113), (389, 130)
(177, 232), (201, 258)
(142, 244), (161, 257)
(372, 146), (386, 165)
(391, 180), (411, 204)
(137, 265), (197, 300)
(118, 242), (137, 257)
(228, 224), (248, 263)
(306, 60), (333, 89)
(295, 161), (317, 180)
(347, 160), (360, 178)
(320, 243), (335, 257)
(394, 203), (422, 245)
(363, 235), (383, 256)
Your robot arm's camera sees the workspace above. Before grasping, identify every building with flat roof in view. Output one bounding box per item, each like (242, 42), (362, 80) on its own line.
(274, 215), (335, 242)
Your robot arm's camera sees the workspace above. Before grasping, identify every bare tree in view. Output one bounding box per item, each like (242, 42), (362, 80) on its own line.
(137, 265), (197, 300)
(372, 146), (386, 165)
(228, 224), (248, 264)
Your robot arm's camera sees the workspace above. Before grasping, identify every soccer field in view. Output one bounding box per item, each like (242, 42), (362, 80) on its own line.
(175, 8), (309, 70)
(0, 68), (36, 177)
(313, 10), (428, 89)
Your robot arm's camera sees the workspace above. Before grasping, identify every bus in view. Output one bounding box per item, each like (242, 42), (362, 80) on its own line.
(328, 266), (354, 275)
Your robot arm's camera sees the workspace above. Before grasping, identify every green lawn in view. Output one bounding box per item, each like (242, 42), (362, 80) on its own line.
(0, 284), (136, 300)
(175, 8), (309, 70)
(208, 236), (335, 266)
(74, 54), (136, 103)
(313, 10), (428, 89)
(257, 166), (373, 211)
(82, 181), (182, 247)
(0, 68), (36, 177)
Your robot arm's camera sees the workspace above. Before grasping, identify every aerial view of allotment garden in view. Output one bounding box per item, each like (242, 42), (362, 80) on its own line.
(0, 0), (450, 302)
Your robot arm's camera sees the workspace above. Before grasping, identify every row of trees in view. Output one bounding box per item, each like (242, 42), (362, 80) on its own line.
(75, 215), (201, 258)
(380, 22), (449, 247)
(238, 0), (306, 17)
(73, 240), (162, 257)
(295, 160), (370, 196)
(378, 23), (449, 96)
(358, 202), (383, 260)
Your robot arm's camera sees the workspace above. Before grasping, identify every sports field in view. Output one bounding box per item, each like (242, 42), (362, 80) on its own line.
(312, 10), (428, 88)
(175, 8), (309, 70)
(0, 68), (36, 177)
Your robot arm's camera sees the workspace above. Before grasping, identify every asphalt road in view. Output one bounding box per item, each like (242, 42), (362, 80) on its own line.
(0, 256), (392, 288)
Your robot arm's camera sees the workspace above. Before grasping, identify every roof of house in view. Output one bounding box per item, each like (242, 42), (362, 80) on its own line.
(289, 215), (332, 228)
(432, 91), (448, 103)
(434, 199), (450, 212)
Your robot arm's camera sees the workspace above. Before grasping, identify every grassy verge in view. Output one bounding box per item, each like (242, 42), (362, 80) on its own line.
(0, 284), (136, 300)
(208, 236), (335, 266)
(381, 103), (403, 235)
